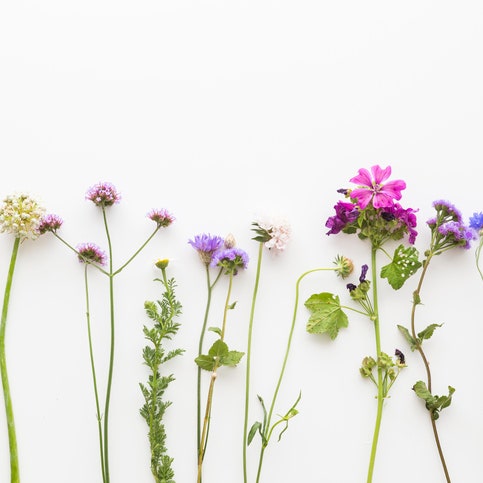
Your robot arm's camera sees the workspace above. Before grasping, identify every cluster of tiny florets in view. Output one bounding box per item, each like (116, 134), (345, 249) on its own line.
(85, 182), (121, 207)
(256, 217), (291, 251)
(76, 242), (107, 266)
(38, 213), (63, 234)
(148, 208), (175, 227)
(0, 193), (46, 240)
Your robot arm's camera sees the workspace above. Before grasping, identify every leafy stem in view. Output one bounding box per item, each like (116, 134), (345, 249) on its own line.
(0, 237), (20, 483)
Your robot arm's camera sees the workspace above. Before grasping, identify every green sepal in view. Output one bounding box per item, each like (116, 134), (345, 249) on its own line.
(380, 245), (422, 290)
(247, 421), (263, 446)
(397, 325), (419, 351)
(413, 381), (455, 420)
(304, 292), (349, 339)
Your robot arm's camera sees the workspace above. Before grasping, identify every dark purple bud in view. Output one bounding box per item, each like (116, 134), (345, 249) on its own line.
(395, 349), (405, 364)
(359, 264), (368, 283)
(381, 211), (395, 221)
(346, 283), (357, 292)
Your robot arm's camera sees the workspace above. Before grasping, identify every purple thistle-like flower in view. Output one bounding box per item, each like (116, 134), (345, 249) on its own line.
(438, 221), (476, 249)
(188, 233), (225, 264)
(85, 182), (121, 207)
(432, 200), (462, 222)
(469, 212), (483, 231)
(76, 242), (107, 266)
(148, 208), (175, 228)
(325, 201), (360, 235)
(38, 213), (63, 234)
(211, 247), (249, 274)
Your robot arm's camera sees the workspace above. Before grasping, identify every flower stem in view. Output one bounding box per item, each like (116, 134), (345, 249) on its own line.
(255, 266), (336, 483)
(366, 245), (382, 483)
(197, 271), (234, 483)
(0, 237), (20, 483)
(102, 207), (115, 483)
(243, 242), (263, 483)
(411, 252), (451, 482)
(83, 265), (106, 482)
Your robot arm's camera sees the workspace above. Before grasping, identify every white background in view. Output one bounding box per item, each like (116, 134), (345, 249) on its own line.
(1, 1), (483, 482)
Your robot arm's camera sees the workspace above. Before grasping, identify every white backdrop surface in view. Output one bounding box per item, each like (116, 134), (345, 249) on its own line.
(1, 1), (483, 482)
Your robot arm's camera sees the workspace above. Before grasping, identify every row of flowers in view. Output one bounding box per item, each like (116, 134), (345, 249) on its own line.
(1, 167), (482, 483)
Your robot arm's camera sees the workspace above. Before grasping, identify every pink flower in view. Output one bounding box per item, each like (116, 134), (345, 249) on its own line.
(349, 165), (406, 210)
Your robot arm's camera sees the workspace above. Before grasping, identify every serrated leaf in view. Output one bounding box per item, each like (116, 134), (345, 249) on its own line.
(208, 339), (229, 358)
(304, 292), (349, 339)
(418, 323), (443, 341)
(413, 381), (455, 420)
(194, 355), (216, 371)
(381, 245), (422, 290)
(220, 350), (244, 367)
(397, 324), (419, 351)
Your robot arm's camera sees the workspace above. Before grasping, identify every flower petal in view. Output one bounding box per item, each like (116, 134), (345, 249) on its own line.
(371, 165), (391, 184)
(350, 188), (373, 209)
(349, 168), (372, 187)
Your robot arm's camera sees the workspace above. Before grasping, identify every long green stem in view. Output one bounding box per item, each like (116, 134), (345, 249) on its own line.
(410, 252), (451, 482)
(366, 245), (382, 483)
(102, 207), (115, 483)
(243, 242), (263, 483)
(83, 265), (106, 482)
(0, 237), (20, 483)
(255, 266), (336, 483)
(197, 271), (234, 483)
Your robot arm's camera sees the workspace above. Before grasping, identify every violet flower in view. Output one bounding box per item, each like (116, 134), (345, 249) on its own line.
(85, 182), (121, 207)
(76, 242), (108, 266)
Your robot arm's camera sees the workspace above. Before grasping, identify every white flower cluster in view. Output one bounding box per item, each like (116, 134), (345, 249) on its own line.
(258, 216), (291, 251)
(0, 193), (46, 240)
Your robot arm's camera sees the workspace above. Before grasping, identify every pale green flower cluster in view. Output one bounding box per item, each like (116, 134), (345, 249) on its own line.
(0, 193), (46, 240)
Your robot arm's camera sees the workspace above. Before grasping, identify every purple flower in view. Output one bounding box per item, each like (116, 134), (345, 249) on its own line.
(189, 233), (225, 264)
(382, 203), (418, 244)
(148, 209), (175, 228)
(469, 212), (483, 231)
(325, 201), (360, 235)
(85, 182), (121, 207)
(38, 213), (63, 234)
(437, 221), (476, 249)
(349, 165), (406, 210)
(211, 247), (249, 275)
(76, 242), (107, 266)
(359, 264), (368, 283)
(431, 200), (462, 223)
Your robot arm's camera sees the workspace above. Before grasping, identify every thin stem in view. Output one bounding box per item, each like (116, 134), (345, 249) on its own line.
(83, 265), (106, 482)
(366, 245), (382, 483)
(0, 237), (20, 483)
(102, 207), (115, 483)
(475, 238), (483, 282)
(197, 271), (234, 483)
(410, 252), (451, 482)
(196, 265), (222, 469)
(243, 242), (263, 483)
(255, 266), (336, 483)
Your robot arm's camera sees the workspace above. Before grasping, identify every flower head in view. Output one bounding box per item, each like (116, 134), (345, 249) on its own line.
(148, 209), (175, 228)
(85, 182), (121, 207)
(38, 213), (63, 234)
(252, 217), (291, 251)
(211, 247), (249, 275)
(325, 201), (360, 235)
(380, 203), (418, 244)
(189, 233), (225, 264)
(349, 165), (406, 210)
(333, 255), (354, 278)
(76, 242), (107, 266)
(0, 193), (46, 240)
(155, 258), (169, 269)
(469, 212), (483, 233)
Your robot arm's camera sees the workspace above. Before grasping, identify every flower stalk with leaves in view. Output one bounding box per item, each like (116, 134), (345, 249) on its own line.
(194, 244), (248, 483)
(139, 259), (183, 483)
(40, 182), (175, 483)
(306, 165), (419, 482)
(0, 193), (47, 483)
(398, 200), (475, 483)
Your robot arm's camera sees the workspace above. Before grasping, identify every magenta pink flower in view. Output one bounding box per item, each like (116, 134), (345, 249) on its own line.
(349, 165), (406, 210)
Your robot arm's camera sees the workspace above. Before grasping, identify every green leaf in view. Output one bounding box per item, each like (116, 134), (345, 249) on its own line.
(413, 381), (455, 420)
(208, 339), (229, 358)
(220, 350), (244, 367)
(418, 323), (443, 341)
(304, 292), (349, 339)
(208, 326), (222, 336)
(247, 421), (262, 445)
(397, 324), (419, 351)
(194, 355), (216, 371)
(380, 245), (422, 290)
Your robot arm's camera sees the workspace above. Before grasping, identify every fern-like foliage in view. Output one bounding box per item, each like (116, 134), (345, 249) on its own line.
(139, 267), (183, 483)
